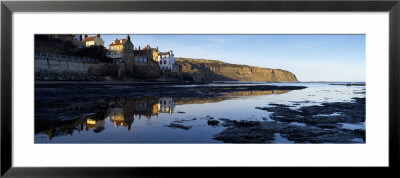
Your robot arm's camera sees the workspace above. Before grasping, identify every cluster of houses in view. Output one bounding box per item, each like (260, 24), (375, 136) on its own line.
(72, 34), (176, 71)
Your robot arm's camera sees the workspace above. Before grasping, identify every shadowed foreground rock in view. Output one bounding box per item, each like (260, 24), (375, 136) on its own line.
(256, 97), (365, 129)
(213, 98), (365, 143)
(165, 123), (192, 130)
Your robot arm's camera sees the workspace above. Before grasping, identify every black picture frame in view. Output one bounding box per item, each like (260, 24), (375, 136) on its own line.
(1, 0), (399, 177)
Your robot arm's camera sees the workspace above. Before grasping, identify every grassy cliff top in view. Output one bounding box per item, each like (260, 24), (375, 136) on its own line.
(176, 57), (289, 72)
(176, 57), (226, 64)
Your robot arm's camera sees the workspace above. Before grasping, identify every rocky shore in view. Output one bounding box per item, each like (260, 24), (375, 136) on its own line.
(210, 97), (365, 143)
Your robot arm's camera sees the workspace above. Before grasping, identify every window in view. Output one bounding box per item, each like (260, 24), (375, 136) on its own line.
(164, 60), (166, 64)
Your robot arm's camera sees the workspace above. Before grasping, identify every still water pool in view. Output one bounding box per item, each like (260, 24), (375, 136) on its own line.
(34, 82), (365, 143)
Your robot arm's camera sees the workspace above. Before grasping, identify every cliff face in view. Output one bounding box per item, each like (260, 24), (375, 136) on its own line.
(175, 58), (298, 82)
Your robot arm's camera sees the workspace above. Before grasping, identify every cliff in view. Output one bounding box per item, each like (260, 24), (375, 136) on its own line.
(175, 58), (298, 82)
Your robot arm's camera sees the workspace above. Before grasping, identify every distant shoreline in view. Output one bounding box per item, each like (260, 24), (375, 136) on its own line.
(34, 80), (366, 85)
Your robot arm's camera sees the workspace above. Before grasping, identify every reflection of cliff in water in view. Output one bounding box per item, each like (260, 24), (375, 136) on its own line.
(35, 89), (290, 142)
(175, 89), (289, 105)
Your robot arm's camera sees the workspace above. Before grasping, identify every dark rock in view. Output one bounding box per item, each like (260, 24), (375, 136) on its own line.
(354, 129), (366, 141)
(212, 98), (366, 143)
(255, 97), (365, 129)
(93, 126), (105, 133)
(165, 123), (192, 130)
(207, 120), (220, 126)
(269, 103), (291, 107)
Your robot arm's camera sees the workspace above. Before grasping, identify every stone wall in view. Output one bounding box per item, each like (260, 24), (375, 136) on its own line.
(35, 55), (99, 72)
(132, 60), (161, 79)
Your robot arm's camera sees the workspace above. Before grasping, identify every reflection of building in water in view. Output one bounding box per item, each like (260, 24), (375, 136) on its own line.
(107, 97), (176, 120)
(85, 118), (105, 132)
(43, 116), (98, 142)
(108, 107), (133, 131)
(45, 128), (71, 142)
(159, 97), (175, 114)
(126, 97), (160, 119)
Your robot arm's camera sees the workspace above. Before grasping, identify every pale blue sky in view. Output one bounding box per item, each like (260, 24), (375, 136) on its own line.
(99, 34), (365, 82)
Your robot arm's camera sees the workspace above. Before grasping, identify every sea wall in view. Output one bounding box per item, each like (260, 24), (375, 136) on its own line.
(132, 60), (161, 79)
(35, 55), (99, 72)
(175, 58), (298, 82)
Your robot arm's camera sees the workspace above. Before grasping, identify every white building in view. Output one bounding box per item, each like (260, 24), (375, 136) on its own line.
(158, 97), (175, 114)
(158, 50), (175, 70)
(73, 34), (82, 41)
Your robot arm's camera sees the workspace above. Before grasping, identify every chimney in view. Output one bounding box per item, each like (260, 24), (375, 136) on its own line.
(96, 34), (100, 37)
(139, 46), (141, 50)
(127, 35), (130, 40)
(84, 34), (88, 38)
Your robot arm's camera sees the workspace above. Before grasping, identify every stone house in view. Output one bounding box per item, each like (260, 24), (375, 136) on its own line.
(108, 35), (134, 63)
(107, 35), (135, 76)
(133, 45), (159, 65)
(83, 34), (104, 47)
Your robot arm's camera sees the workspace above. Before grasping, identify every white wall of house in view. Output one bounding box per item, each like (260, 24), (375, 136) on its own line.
(158, 51), (175, 70)
(73, 35), (81, 41)
(159, 97), (175, 114)
(85, 41), (95, 47)
(86, 37), (104, 47)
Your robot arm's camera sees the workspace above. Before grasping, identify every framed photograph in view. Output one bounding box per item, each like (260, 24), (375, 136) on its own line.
(1, 0), (399, 176)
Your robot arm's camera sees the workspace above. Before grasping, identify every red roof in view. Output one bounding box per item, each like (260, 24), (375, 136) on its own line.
(109, 39), (128, 46)
(83, 36), (98, 42)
